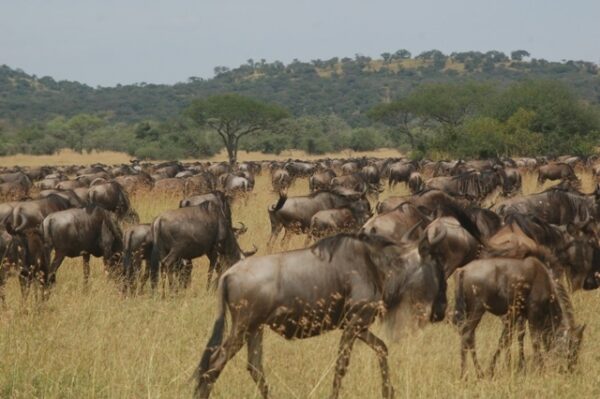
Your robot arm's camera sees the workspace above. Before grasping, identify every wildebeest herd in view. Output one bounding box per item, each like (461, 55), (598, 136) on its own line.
(1, 155), (599, 398)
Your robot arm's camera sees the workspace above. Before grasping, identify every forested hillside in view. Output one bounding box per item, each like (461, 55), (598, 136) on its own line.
(2, 50), (599, 125)
(1, 49), (599, 159)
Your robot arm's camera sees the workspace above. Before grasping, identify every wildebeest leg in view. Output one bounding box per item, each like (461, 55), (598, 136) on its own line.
(160, 252), (178, 298)
(0, 264), (6, 307)
(48, 251), (65, 286)
(246, 328), (269, 399)
(459, 315), (484, 379)
(82, 253), (91, 291)
(196, 326), (247, 399)
(139, 258), (150, 294)
(357, 330), (393, 399)
(179, 259), (193, 289)
(516, 317), (526, 371)
(18, 266), (32, 304)
(267, 224), (283, 252)
(331, 327), (360, 399)
(529, 329), (543, 371)
(488, 319), (512, 377)
(207, 251), (219, 291)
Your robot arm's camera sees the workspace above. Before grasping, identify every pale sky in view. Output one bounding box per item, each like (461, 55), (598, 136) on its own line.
(1, 0), (599, 87)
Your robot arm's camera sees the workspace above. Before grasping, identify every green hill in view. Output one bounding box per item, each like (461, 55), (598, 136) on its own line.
(2, 50), (599, 127)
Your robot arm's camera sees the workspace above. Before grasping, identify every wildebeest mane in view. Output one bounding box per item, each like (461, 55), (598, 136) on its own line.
(503, 212), (563, 247)
(310, 233), (396, 263)
(437, 201), (482, 242)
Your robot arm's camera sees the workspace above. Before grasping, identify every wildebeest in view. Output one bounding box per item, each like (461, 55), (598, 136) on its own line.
(88, 181), (139, 222)
(194, 231), (447, 399)
(2, 223), (49, 301)
(270, 168), (293, 193)
(150, 200), (255, 292)
(42, 206), (124, 287)
(267, 189), (369, 248)
(454, 256), (585, 378)
(538, 162), (578, 184)
(493, 187), (599, 226)
(121, 223), (153, 295)
(309, 201), (372, 240)
(309, 169), (337, 192)
(388, 161), (417, 188)
(11, 194), (79, 232)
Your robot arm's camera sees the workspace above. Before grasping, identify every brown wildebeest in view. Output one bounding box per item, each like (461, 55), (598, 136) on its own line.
(150, 200), (256, 292)
(194, 232), (447, 399)
(271, 168), (293, 193)
(454, 255), (585, 378)
(538, 162), (577, 184)
(493, 187), (599, 225)
(11, 194), (78, 232)
(3, 223), (49, 301)
(309, 201), (372, 240)
(309, 169), (337, 192)
(88, 181), (139, 222)
(388, 161), (417, 187)
(408, 172), (424, 194)
(121, 223), (153, 295)
(361, 202), (428, 243)
(267, 189), (369, 248)
(43, 206), (124, 287)
(114, 172), (154, 193)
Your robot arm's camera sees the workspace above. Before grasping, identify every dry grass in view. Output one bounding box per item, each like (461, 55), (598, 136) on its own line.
(0, 148), (404, 168)
(1, 163), (600, 398)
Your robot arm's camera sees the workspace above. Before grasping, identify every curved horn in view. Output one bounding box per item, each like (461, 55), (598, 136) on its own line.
(235, 222), (248, 235)
(429, 228), (447, 247)
(242, 244), (258, 257)
(401, 220), (422, 243)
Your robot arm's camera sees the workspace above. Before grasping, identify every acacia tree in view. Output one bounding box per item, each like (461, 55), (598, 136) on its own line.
(367, 100), (420, 149)
(185, 94), (289, 165)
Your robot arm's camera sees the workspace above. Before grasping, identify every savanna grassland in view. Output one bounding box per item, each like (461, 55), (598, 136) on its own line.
(2, 153), (600, 399)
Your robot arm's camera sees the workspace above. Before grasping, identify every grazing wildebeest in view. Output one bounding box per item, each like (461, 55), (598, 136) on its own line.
(121, 223), (153, 295)
(194, 231), (447, 399)
(43, 206), (124, 287)
(502, 168), (522, 196)
(309, 169), (337, 192)
(11, 194), (78, 232)
(150, 201), (256, 292)
(538, 163), (578, 185)
(3, 223), (49, 301)
(454, 255), (585, 378)
(88, 181), (139, 222)
(267, 189), (369, 248)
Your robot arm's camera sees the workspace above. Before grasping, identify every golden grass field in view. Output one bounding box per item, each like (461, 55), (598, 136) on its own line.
(1, 153), (600, 398)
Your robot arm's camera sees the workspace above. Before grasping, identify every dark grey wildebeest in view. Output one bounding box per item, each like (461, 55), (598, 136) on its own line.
(11, 194), (79, 232)
(150, 200), (256, 292)
(195, 231), (447, 399)
(88, 181), (139, 222)
(42, 206), (124, 287)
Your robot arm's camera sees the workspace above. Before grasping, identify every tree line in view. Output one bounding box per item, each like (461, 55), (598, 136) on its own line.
(1, 78), (597, 163)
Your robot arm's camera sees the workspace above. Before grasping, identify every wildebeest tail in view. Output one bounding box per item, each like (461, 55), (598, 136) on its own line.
(149, 219), (162, 285)
(270, 193), (287, 211)
(196, 275), (229, 381)
(122, 229), (134, 281)
(453, 270), (466, 326)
